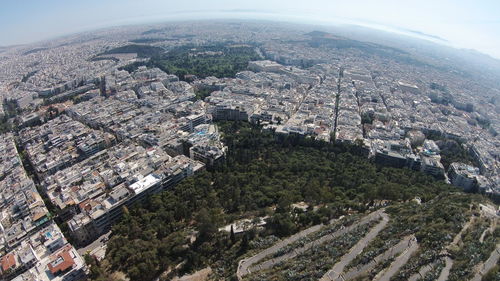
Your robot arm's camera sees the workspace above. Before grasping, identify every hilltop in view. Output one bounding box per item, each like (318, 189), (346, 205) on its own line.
(86, 122), (498, 281)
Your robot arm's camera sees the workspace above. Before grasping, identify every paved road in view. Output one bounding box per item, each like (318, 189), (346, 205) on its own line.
(470, 243), (500, 281)
(77, 231), (111, 256)
(343, 236), (415, 281)
(237, 210), (385, 280)
(373, 237), (419, 281)
(320, 212), (389, 281)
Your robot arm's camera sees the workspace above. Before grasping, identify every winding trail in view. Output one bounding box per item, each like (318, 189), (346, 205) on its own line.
(342, 235), (416, 281)
(479, 219), (496, 243)
(407, 260), (440, 281)
(236, 223), (323, 280)
(237, 210), (385, 280)
(437, 216), (475, 281)
(319, 212), (389, 281)
(372, 236), (419, 281)
(470, 243), (500, 281)
(437, 257), (454, 281)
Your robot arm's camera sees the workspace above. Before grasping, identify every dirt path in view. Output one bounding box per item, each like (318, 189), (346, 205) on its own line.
(319, 212), (389, 281)
(470, 243), (500, 281)
(407, 260), (440, 281)
(236, 222), (324, 280)
(436, 215), (475, 281)
(437, 257), (454, 281)
(343, 235), (416, 281)
(479, 219), (496, 243)
(237, 210), (385, 280)
(171, 267), (212, 281)
(373, 237), (419, 281)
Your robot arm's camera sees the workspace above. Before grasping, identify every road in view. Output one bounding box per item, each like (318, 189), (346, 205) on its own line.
(319, 212), (389, 281)
(470, 243), (500, 281)
(373, 236), (419, 281)
(77, 231), (111, 257)
(237, 210), (385, 280)
(343, 235), (416, 281)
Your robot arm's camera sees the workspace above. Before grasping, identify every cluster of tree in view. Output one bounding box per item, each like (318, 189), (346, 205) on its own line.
(21, 70), (38, 83)
(0, 99), (21, 134)
(0, 115), (13, 134)
(101, 44), (164, 58)
(423, 131), (479, 171)
(429, 82), (449, 93)
(93, 121), (457, 281)
(436, 139), (479, 170)
(152, 44), (260, 80)
(193, 87), (213, 101)
(120, 44), (260, 80)
(351, 192), (479, 280)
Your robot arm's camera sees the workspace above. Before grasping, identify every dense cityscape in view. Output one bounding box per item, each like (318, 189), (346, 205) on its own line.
(0, 20), (498, 281)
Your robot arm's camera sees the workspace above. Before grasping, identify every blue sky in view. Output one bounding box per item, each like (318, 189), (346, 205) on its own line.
(1, 0), (499, 59)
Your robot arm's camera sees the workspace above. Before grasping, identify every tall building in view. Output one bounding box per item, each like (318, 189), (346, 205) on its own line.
(448, 162), (480, 192)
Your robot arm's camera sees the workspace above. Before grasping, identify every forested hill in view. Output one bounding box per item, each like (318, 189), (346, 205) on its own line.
(86, 122), (491, 281)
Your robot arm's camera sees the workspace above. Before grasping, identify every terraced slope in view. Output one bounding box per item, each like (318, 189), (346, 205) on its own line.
(239, 211), (386, 281)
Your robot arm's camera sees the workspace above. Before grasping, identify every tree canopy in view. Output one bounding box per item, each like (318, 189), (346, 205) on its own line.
(97, 121), (457, 281)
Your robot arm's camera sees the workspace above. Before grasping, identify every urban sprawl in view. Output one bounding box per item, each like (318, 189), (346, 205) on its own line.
(0, 21), (498, 280)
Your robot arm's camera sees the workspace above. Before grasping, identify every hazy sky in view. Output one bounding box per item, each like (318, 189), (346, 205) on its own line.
(1, 0), (499, 58)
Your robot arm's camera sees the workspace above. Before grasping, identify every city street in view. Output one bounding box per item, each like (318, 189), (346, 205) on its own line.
(77, 231), (111, 260)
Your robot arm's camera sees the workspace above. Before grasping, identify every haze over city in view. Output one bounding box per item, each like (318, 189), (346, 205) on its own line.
(0, 1), (499, 281)
(1, 0), (500, 59)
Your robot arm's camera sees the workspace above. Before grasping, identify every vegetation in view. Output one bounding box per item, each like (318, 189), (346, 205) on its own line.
(420, 259), (446, 281)
(102, 44), (164, 58)
(0, 99), (21, 134)
(270, 214), (362, 260)
(129, 38), (167, 44)
(85, 121), (463, 281)
(21, 70), (38, 82)
(194, 87), (214, 101)
(430, 82), (449, 93)
(436, 139), (479, 171)
(423, 132), (478, 171)
(448, 219), (498, 281)
(120, 44), (260, 80)
(348, 192), (478, 278)
(0, 115), (13, 134)
(246, 220), (379, 281)
(482, 265), (500, 281)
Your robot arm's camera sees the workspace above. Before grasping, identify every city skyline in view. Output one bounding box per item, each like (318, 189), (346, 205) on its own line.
(1, 0), (500, 59)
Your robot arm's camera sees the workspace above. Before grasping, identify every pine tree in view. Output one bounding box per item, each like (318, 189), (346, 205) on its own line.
(230, 224), (236, 244)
